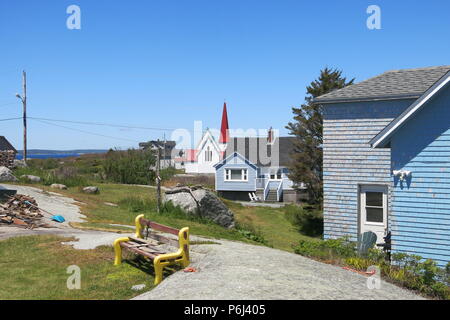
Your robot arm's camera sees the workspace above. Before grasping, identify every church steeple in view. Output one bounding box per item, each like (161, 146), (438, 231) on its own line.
(219, 102), (229, 144)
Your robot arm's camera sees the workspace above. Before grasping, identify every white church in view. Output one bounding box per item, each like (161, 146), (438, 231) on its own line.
(179, 102), (230, 174)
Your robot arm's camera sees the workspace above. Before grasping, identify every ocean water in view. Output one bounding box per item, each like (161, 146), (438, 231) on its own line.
(16, 154), (82, 160)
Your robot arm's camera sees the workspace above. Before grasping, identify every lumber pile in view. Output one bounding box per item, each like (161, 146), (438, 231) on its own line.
(0, 194), (50, 229)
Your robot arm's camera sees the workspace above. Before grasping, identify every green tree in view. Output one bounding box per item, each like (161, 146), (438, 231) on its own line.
(286, 68), (354, 205)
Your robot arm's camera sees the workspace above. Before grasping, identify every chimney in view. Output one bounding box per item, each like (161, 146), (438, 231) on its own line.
(267, 127), (274, 143)
(219, 102), (229, 144)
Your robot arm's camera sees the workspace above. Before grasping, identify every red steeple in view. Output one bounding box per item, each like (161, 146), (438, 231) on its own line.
(219, 102), (229, 144)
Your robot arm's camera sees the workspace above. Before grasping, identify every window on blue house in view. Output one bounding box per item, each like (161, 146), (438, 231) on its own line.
(225, 169), (248, 181)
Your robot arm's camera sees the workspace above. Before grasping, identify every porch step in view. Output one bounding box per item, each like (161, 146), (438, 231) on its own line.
(266, 190), (278, 202)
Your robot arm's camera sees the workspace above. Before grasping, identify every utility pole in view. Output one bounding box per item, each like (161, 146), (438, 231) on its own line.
(16, 71), (27, 163)
(156, 145), (161, 213)
(23, 71), (27, 163)
(163, 133), (166, 169)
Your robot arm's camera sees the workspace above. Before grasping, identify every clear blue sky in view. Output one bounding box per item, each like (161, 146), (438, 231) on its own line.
(0, 0), (449, 150)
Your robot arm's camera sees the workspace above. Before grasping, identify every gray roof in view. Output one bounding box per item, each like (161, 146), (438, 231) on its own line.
(223, 136), (296, 167)
(0, 136), (16, 153)
(371, 70), (450, 148)
(314, 66), (450, 104)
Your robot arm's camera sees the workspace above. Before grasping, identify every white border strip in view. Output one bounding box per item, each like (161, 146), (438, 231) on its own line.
(372, 75), (450, 148)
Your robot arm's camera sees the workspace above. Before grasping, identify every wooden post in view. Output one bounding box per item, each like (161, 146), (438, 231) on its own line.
(156, 147), (161, 213)
(22, 71), (27, 163)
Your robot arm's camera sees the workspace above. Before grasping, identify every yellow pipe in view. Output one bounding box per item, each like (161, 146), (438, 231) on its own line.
(113, 237), (130, 265)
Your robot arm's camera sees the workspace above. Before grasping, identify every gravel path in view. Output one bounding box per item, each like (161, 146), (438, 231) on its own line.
(135, 239), (424, 300)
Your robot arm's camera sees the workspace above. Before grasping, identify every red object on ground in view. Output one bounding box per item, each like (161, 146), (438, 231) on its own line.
(219, 102), (229, 144)
(183, 267), (198, 273)
(342, 267), (376, 276)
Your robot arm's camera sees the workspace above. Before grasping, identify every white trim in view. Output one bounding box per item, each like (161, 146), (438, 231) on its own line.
(195, 129), (221, 157)
(213, 151), (258, 169)
(372, 74), (450, 148)
(224, 168), (249, 182)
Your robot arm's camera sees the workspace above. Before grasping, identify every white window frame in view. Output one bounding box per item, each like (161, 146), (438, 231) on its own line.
(268, 169), (282, 181)
(360, 185), (388, 227)
(224, 168), (248, 182)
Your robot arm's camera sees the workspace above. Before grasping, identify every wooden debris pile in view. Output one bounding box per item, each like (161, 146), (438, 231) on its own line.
(0, 194), (50, 229)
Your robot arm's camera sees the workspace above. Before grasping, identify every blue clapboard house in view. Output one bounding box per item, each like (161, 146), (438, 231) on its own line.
(315, 66), (450, 267)
(214, 131), (305, 203)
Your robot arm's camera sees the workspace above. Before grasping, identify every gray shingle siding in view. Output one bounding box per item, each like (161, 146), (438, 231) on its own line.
(323, 99), (414, 240)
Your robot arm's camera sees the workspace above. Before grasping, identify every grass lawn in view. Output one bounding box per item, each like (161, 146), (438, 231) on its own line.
(0, 235), (159, 300)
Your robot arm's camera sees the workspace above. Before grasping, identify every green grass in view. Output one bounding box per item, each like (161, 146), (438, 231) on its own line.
(225, 200), (321, 252)
(0, 235), (159, 300)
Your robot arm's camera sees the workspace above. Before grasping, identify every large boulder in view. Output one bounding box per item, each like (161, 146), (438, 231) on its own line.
(163, 186), (235, 228)
(0, 166), (18, 182)
(12, 159), (27, 169)
(20, 175), (41, 183)
(83, 186), (99, 194)
(51, 183), (68, 190)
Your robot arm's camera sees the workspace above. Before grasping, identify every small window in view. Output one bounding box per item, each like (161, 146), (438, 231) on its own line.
(277, 170), (282, 180)
(225, 169), (248, 181)
(365, 192), (384, 223)
(205, 146), (212, 162)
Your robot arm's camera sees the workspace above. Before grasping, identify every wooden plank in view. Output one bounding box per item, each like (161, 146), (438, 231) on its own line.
(147, 233), (179, 248)
(139, 218), (180, 235)
(120, 242), (158, 259)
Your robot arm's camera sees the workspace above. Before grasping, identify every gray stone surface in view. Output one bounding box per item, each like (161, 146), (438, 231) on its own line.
(50, 183), (68, 190)
(13, 159), (27, 168)
(20, 175), (41, 182)
(83, 186), (99, 194)
(164, 187), (235, 228)
(0, 166), (18, 182)
(134, 239), (425, 300)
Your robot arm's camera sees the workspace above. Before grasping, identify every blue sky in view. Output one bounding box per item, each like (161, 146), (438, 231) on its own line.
(0, 0), (449, 150)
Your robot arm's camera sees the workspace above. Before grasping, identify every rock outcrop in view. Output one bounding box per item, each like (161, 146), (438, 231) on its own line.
(83, 186), (99, 194)
(50, 183), (68, 190)
(0, 166), (18, 182)
(20, 175), (41, 183)
(163, 186), (235, 228)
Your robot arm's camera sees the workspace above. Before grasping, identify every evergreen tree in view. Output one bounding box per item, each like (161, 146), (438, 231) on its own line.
(286, 68), (354, 206)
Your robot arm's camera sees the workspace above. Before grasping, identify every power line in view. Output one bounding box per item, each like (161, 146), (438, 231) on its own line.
(0, 102), (17, 108)
(0, 117), (22, 122)
(32, 118), (140, 143)
(28, 116), (177, 132)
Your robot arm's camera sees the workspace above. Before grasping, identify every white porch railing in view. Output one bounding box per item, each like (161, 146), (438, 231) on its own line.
(256, 178), (266, 189)
(263, 179), (270, 201)
(276, 180), (283, 202)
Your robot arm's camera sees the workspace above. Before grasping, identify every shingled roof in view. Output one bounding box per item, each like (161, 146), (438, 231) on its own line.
(0, 136), (17, 153)
(223, 136), (296, 167)
(314, 66), (450, 104)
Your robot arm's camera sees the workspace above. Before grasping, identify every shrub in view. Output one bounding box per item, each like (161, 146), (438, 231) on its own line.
(284, 204), (323, 237)
(42, 167), (89, 187)
(235, 223), (270, 246)
(293, 237), (450, 300)
(293, 237), (356, 261)
(103, 149), (155, 185)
